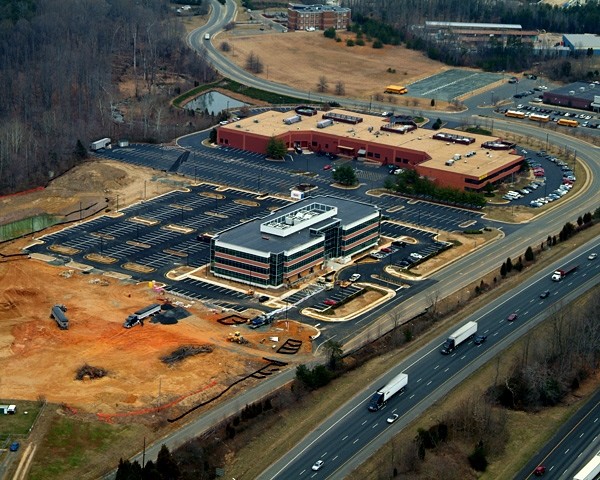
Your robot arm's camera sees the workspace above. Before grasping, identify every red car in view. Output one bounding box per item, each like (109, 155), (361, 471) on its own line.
(323, 164), (332, 170)
(323, 299), (337, 306)
(533, 465), (546, 476)
(507, 313), (518, 322)
(380, 247), (392, 253)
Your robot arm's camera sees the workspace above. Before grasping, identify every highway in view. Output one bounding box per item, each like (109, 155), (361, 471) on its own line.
(518, 387), (600, 480)
(261, 242), (600, 479)
(111, 2), (600, 477)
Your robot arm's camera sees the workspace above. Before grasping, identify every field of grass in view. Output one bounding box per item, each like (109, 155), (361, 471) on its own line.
(0, 400), (43, 441)
(28, 416), (145, 480)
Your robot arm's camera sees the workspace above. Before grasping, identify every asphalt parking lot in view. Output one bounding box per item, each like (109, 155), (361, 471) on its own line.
(27, 184), (291, 309)
(499, 147), (576, 207)
(407, 69), (503, 101)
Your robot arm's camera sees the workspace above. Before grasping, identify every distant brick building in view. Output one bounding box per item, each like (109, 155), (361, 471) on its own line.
(218, 109), (524, 192)
(423, 21), (538, 48)
(287, 3), (351, 31)
(543, 81), (600, 111)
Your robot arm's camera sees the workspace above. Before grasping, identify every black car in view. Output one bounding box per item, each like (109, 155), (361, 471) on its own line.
(473, 335), (487, 345)
(540, 290), (550, 299)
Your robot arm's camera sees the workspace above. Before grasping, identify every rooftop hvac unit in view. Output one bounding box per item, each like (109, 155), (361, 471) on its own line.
(445, 159), (454, 166)
(283, 115), (302, 125)
(569, 91), (575, 95)
(579, 86), (585, 91)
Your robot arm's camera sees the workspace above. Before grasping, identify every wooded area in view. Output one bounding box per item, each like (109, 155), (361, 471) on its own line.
(0, 0), (216, 195)
(345, 0), (600, 71)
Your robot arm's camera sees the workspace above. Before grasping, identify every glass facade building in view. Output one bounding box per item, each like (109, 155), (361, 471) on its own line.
(210, 196), (380, 288)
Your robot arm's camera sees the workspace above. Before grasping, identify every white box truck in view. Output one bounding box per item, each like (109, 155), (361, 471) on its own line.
(441, 321), (477, 354)
(90, 138), (111, 151)
(368, 372), (408, 411)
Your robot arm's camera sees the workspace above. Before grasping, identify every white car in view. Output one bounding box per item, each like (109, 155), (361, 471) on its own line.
(589, 253), (597, 260)
(312, 460), (324, 471)
(349, 273), (361, 282)
(410, 253), (423, 260)
(387, 413), (399, 424)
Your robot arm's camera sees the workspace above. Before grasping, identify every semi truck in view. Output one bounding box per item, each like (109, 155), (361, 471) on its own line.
(573, 450), (600, 480)
(551, 264), (578, 281)
(89, 138), (111, 151)
(368, 372), (408, 411)
(124, 303), (162, 328)
(441, 321), (478, 354)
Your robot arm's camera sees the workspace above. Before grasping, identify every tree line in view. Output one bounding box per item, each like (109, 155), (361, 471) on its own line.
(0, 0), (216, 195)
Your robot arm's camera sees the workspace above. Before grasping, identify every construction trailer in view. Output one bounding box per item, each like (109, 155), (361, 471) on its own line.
(50, 304), (69, 330)
(0, 405), (16, 414)
(124, 303), (162, 328)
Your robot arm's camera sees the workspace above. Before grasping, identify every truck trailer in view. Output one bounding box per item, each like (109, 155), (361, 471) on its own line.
(89, 138), (111, 151)
(573, 450), (600, 480)
(441, 321), (477, 354)
(368, 372), (408, 411)
(551, 264), (578, 281)
(124, 303), (162, 328)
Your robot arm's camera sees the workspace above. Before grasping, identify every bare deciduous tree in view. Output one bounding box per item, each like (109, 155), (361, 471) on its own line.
(317, 76), (329, 93)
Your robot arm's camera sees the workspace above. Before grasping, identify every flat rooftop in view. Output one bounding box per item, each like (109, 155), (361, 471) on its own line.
(216, 195), (378, 254)
(547, 81), (600, 101)
(563, 33), (600, 49)
(221, 109), (521, 177)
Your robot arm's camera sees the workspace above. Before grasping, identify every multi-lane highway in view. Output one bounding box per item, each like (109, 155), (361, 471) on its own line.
(518, 387), (600, 480)
(108, 1), (600, 476)
(262, 242), (600, 479)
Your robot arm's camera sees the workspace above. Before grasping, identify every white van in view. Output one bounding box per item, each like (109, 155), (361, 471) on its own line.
(204, 33), (210, 40)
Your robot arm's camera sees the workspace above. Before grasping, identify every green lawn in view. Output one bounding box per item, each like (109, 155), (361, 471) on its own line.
(0, 400), (43, 441)
(29, 416), (141, 480)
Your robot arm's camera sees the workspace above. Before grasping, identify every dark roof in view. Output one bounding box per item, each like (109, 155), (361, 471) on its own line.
(546, 82), (600, 101)
(215, 196), (378, 254)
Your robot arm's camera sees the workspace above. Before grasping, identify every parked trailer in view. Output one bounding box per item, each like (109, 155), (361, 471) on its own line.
(124, 303), (162, 328)
(368, 372), (408, 411)
(89, 138), (111, 151)
(551, 264), (578, 281)
(50, 304), (69, 330)
(441, 321), (477, 354)
(573, 450), (600, 480)
(0, 405), (17, 414)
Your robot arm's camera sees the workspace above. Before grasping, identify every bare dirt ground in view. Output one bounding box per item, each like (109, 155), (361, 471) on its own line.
(0, 162), (315, 415)
(221, 30), (455, 107)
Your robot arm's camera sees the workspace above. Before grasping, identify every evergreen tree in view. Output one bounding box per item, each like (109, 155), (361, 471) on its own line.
(525, 246), (535, 262)
(506, 257), (513, 273)
(156, 444), (181, 479)
(265, 136), (287, 159)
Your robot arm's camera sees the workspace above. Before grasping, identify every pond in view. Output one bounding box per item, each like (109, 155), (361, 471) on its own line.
(184, 91), (248, 115)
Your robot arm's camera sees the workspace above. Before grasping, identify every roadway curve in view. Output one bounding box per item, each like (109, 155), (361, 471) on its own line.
(110, 2), (600, 476)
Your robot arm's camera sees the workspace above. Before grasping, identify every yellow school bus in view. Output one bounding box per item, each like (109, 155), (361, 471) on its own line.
(557, 118), (578, 127)
(384, 85), (408, 95)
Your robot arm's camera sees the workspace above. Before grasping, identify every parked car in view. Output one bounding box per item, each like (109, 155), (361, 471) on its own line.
(323, 164), (332, 170)
(9, 442), (20, 452)
(540, 290), (550, 299)
(349, 273), (361, 282)
(507, 313), (518, 322)
(380, 247), (392, 253)
(323, 299), (337, 306)
(312, 460), (324, 471)
(410, 252), (423, 260)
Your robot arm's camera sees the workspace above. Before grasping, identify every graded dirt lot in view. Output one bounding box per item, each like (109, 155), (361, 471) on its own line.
(0, 162), (315, 415)
(222, 30), (453, 106)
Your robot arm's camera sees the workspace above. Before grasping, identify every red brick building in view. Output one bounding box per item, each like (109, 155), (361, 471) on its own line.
(218, 109), (523, 192)
(287, 3), (351, 31)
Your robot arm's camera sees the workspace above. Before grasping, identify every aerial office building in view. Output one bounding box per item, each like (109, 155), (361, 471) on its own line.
(210, 196), (380, 288)
(218, 109), (523, 191)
